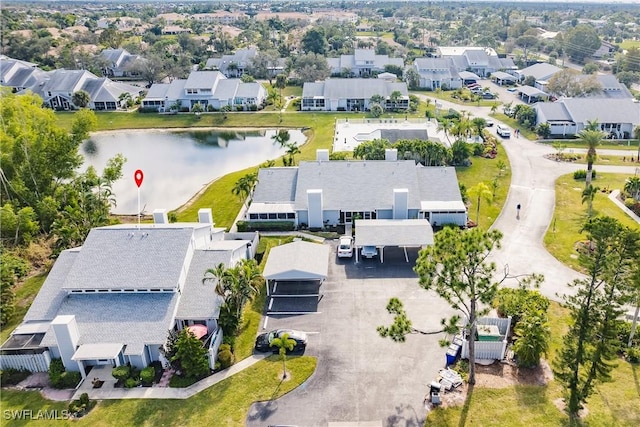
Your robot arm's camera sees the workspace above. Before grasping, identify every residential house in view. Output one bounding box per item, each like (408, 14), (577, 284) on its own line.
(592, 40), (616, 59)
(141, 70), (267, 112)
(100, 48), (142, 78)
(29, 69), (141, 111)
(412, 58), (462, 90)
(162, 26), (192, 35)
(534, 98), (640, 138)
(96, 17), (141, 31)
(514, 63), (562, 90)
(156, 13), (187, 25)
(1, 58), (141, 111)
(327, 49), (404, 77)
(0, 56), (48, 92)
(247, 152), (467, 228)
(205, 48), (258, 77)
(435, 47), (516, 78)
(0, 209), (259, 376)
(192, 11), (246, 25)
(301, 78), (409, 112)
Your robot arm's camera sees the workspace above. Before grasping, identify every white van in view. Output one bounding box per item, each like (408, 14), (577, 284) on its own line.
(496, 124), (511, 138)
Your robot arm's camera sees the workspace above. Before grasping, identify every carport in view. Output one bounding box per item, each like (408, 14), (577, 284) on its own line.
(518, 85), (548, 103)
(354, 219), (434, 263)
(491, 71), (517, 86)
(262, 241), (329, 314)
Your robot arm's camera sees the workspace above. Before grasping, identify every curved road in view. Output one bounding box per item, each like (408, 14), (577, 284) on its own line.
(246, 96), (639, 427)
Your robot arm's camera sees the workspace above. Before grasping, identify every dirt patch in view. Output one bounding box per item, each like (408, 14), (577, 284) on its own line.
(436, 360), (553, 409)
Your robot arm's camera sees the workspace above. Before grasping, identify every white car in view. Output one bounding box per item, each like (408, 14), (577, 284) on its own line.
(361, 246), (378, 259)
(496, 124), (511, 138)
(337, 236), (354, 258)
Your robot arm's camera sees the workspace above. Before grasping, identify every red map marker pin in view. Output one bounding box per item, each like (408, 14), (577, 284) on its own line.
(134, 169), (144, 188)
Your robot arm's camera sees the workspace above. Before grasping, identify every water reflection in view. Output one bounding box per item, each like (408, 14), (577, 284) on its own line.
(81, 128), (306, 215)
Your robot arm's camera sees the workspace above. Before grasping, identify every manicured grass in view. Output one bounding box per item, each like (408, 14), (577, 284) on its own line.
(618, 39), (640, 50)
(0, 274), (46, 344)
(544, 173), (640, 271)
(492, 113), (537, 140)
(456, 146), (511, 229)
(281, 86), (302, 97)
(412, 90), (504, 107)
(572, 155), (640, 167)
(0, 356), (317, 427)
(540, 140), (640, 152)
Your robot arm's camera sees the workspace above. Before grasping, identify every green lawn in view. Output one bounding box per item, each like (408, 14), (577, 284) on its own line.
(456, 146), (511, 229)
(0, 356), (317, 427)
(492, 113), (537, 141)
(540, 140), (640, 152)
(412, 90), (504, 108)
(618, 39), (640, 50)
(0, 274), (46, 343)
(544, 173), (640, 271)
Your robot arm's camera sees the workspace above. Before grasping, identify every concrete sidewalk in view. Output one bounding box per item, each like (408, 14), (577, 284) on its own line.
(71, 353), (269, 400)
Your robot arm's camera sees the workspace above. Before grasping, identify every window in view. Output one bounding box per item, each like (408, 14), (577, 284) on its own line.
(249, 213), (258, 220)
(277, 213), (287, 219)
(287, 213), (295, 219)
(268, 213), (277, 219)
(186, 89), (197, 94)
(259, 213), (268, 219)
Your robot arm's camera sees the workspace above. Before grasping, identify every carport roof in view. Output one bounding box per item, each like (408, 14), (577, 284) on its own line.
(263, 241), (329, 281)
(355, 219), (434, 247)
(518, 86), (547, 96)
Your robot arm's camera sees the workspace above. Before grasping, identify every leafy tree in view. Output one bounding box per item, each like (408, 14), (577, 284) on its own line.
(301, 27), (328, 55)
(582, 63), (599, 75)
(512, 310), (550, 367)
(291, 53), (330, 83)
(172, 329), (209, 379)
(404, 68), (420, 90)
(622, 47), (640, 73)
(554, 217), (640, 419)
(564, 25), (601, 63)
(369, 103), (384, 118)
(353, 139), (390, 160)
(413, 227), (504, 385)
(468, 182), (493, 226)
(384, 64), (403, 78)
(98, 28), (124, 49)
(240, 74), (255, 83)
(275, 74), (287, 103)
(270, 332), (296, 379)
(546, 69), (602, 98)
(72, 90), (91, 109)
(516, 33), (538, 65)
(537, 123), (552, 139)
(577, 128), (604, 188)
(128, 54), (169, 87)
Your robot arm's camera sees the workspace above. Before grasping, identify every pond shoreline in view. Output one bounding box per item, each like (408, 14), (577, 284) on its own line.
(91, 126), (301, 135)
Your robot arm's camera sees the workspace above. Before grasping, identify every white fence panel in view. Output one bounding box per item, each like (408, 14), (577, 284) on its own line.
(0, 351), (51, 372)
(207, 328), (224, 370)
(461, 340), (507, 360)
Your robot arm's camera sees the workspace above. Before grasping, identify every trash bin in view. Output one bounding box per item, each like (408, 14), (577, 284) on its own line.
(445, 344), (460, 366)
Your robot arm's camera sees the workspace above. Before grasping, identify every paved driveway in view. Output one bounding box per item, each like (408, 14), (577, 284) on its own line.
(247, 245), (457, 427)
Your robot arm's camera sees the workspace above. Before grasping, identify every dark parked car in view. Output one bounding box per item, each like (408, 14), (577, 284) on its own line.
(255, 329), (308, 353)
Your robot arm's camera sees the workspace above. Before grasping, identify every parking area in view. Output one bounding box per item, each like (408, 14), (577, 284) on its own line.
(247, 240), (457, 427)
(267, 280), (322, 314)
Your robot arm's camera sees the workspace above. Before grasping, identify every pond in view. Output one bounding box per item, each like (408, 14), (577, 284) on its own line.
(81, 128), (306, 215)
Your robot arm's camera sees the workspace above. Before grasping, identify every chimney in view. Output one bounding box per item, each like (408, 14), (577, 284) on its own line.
(316, 149), (329, 161)
(307, 189), (323, 228)
(385, 149), (398, 161)
(51, 315), (80, 372)
(393, 189), (408, 219)
(153, 209), (168, 224)
(198, 208), (214, 224)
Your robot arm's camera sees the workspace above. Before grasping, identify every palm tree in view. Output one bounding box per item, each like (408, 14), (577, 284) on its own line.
(468, 182), (493, 226)
(624, 176), (640, 201)
(284, 142), (301, 166)
(270, 332), (296, 379)
(437, 118), (453, 143)
(202, 262), (228, 296)
(271, 129), (290, 148)
(581, 184), (599, 218)
(577, 128), (604, 188)
(232, 172), (258, 203)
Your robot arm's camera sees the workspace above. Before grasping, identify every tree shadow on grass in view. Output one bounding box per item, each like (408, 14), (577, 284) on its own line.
(457, 384), (474, 427)
(246, 378), (285, 422)
(632, 363), (640, 397)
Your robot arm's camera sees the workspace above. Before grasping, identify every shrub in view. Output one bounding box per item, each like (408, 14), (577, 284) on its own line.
(217, 344), (234, 369)
(111, 365), (130, 382)
(249, 104), (258, 111)
(1, 368), (31, 385)
(624, 347), (640, 364)
(140, 366), (155, 385)
(206, 105), (214, 112)
(573, 169), (596, 180)
(292, 98), (301, 109)
(150, 361), (164, 383)
(124, 377), (139, 388)
(235, 105), (244, 112)
(472, 144), (484, 156)
(222, 334), (235, 348)
(493, 288), (549, 325)
(236, 221), (295, 232)
(169, 374), (198, 388)
(68, 393), (96, 417)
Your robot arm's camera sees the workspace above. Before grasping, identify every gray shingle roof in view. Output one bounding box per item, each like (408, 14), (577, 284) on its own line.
(23, 250), (80, 322)
(52, 292), (179, 355)
(214, 79), (239, 100)
(302, 79), (408, 100)
(415, 166), (463, 203)
(185, 71), (225, 90)
(175, 250), (227, 320)
(293, 161), (423, 211)
(253, 168), (298, 202)
(535, 102), (572, 121)
(145, 83), (171, 100)
(42, 69), (94, 93)
(62, 227), (194, 290)
(562, 98), (640, 124)
(464, 50), (488, 66)
(519, 63), (561, 80)
(235, 81), (262, 98)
